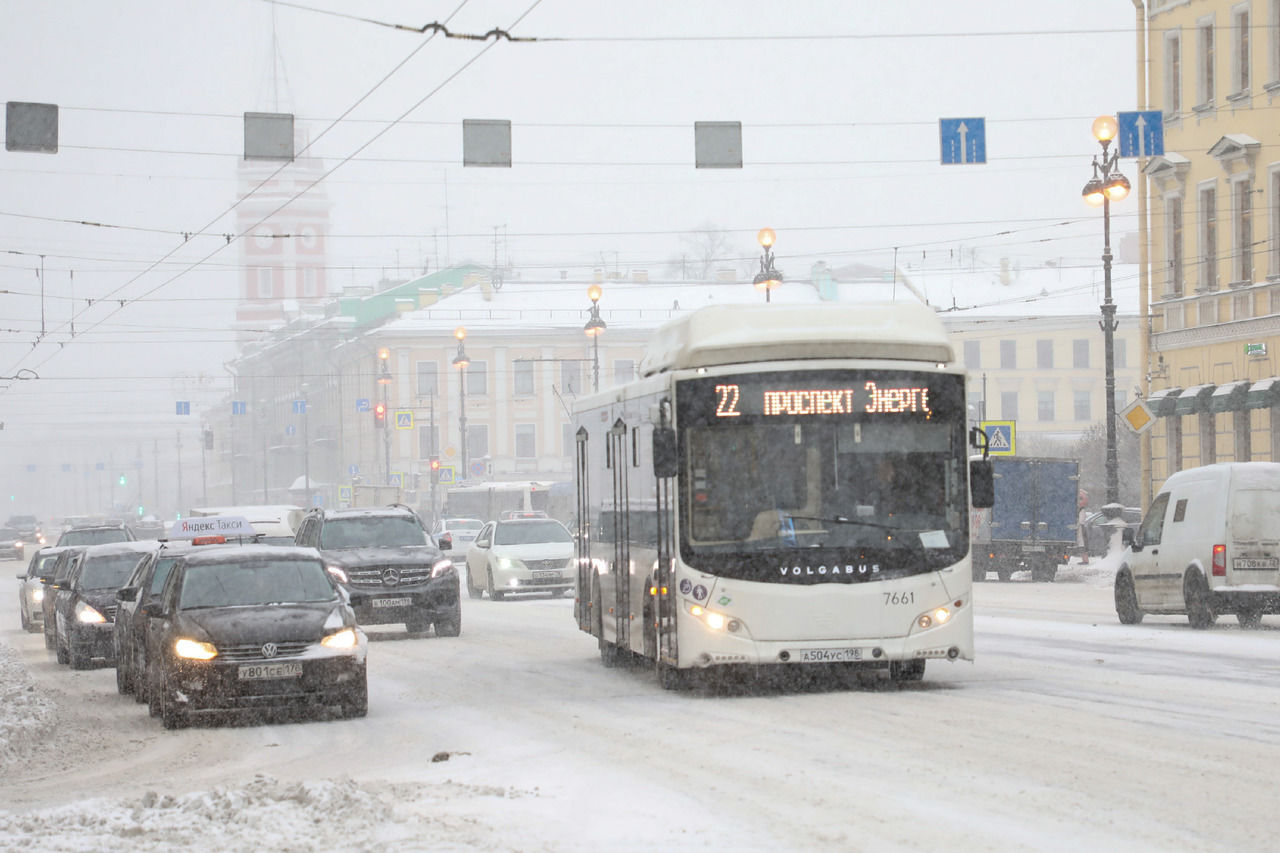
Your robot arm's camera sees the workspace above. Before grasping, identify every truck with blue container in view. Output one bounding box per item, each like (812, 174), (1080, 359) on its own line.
(971, 456), (1080, 582)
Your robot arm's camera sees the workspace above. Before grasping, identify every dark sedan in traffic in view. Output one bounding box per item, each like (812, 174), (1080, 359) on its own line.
(52, 541), (158, 669)
(143, 546), (367, 729)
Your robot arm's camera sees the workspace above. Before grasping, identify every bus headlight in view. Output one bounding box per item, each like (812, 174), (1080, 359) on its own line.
(687, 603), (740, 632)
(916, 607), (952, 630)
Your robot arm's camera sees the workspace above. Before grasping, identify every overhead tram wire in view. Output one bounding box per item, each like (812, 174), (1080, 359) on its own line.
(0, 0), (483, 383)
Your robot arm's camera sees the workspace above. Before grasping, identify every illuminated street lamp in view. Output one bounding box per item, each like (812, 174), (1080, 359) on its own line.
(753, 227), (783, 302)
(1081, 115), (1130, 507)
(584, 284), (607, 392)
(452, 327), (470, 481)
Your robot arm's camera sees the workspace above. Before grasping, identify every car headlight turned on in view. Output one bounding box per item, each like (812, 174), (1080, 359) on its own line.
(32, 587), (44, 603)
(430, 558), (455, 579)
(174, 638), (218, 660)
(326, 565), (349, 583)
(321, 628), (358, 649)
(497, 556), (516, 570)
(916, 599), (964, 630)
(74, 601), (106, 624)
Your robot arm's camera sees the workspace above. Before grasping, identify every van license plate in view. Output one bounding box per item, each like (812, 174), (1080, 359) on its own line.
(1021, 545), (1046, 552)
(1233, 557), (1280, 570)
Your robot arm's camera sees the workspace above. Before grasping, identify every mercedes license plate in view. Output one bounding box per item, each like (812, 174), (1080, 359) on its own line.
(796, 648), (864, 663)
(237, 662), (303, 681)
(372, 596), (412, 608)
(1021, 545), (1046, 552)
(1234, 557), (1280, 570)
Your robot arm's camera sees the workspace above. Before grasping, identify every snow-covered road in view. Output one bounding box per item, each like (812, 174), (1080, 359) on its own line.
(4, 559), (1280, 852)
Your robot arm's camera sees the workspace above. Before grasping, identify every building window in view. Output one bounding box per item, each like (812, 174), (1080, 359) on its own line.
(1073, 390), (1091, 422)
(418, 425), (439, 457)
(1115, 337), (1127, 369)
(1199, 183), (1218, 291)
(515, 424), (536, 458)
(256, 267), (273, 299)
(1271, 167), (1280, 280)
(466, 424), (489, 460)
(963, 340), (981, 369)
(613, 359), (636, 386)
(416, 361), (438, 397)
(1272, 0), (1280, 83)
(1234, 178), (1254, 283)
(1202, 298), (1220, 325)
(1165, 30), (1182, 115)
(1233, 5), (1251, 94)
(1198, 18), (1216, 106)
(1036, 340), (1054, 369)
(1000, 391), (1018, 421)
(302, 267), (318, 298)
(1167, 195), (1185, 296)
(1073, 339), (1090, 369)
(561, 360), (582, 396)
(562, 423), (575, 458)
(967, 391), (984, 421)
(1166, 303), (1185, 330)
(1037, 390), (1055, 422)
(513, 360), (534, 397)
(1234, 291), (1253, 319)
(465, 360), (487, 396)
(1000, 340), (1016, 369)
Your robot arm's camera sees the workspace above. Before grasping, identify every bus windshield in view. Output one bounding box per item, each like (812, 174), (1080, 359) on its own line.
(676, 369), (969, 581)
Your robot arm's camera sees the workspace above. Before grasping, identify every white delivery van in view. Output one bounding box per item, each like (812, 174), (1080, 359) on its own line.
(1115, 462), (1280, 628)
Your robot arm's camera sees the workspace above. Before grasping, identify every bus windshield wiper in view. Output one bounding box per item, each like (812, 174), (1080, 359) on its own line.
(786, 514), (903, 533)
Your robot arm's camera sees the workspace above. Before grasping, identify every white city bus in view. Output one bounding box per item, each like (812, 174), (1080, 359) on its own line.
(442, 480), (563, 523)
(572, 302), (993, 689)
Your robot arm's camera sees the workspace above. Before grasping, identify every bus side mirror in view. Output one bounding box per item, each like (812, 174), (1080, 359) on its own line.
(969, 460), (994, 509)
(653, 427), (678, 479)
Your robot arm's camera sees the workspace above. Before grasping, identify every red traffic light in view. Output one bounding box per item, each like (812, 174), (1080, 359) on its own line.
(429, 457), (441, 471)
(374, 402), (387, 427)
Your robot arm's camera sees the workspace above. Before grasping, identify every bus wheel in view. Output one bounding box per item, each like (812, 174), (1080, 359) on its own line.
(889, 659), (926, 683)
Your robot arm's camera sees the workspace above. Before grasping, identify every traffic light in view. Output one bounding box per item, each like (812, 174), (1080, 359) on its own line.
(137, 505), (144, 517)
(374, 402), (386, 428)
(118, 473), (127, 487)
(430, 456), (441, 483)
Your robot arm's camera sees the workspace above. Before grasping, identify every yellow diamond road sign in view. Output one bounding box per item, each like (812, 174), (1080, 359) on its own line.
(1121, 399), (1156, 434)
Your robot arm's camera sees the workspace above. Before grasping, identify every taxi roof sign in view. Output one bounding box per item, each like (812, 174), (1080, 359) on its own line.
(168, 515), (256, 540)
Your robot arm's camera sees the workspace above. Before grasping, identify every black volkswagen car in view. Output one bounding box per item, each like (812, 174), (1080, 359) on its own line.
(143, 546), (367, 729)
(293, 505), (459, 637)
(53, 541), (158, 669)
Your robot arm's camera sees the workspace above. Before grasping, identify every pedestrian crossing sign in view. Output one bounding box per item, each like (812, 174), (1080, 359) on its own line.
(980, 421), (1016, 456)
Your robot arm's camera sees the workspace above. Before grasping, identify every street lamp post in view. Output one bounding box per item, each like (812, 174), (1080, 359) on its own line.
(1082, 114), (1131, 508)
(584, 285), (606, 392)
(753, 227), (783, 302)
(377, 348), (392, 485)
(452, 327), (470, 482)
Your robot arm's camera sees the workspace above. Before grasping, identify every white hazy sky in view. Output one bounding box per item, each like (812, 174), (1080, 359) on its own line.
(0, 0), (1141, 506)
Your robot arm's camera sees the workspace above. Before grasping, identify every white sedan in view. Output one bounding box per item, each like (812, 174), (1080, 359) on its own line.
(464, 518), (574, 601)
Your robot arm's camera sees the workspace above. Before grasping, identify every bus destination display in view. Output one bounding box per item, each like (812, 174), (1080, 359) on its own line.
(714, 381), (934, 419)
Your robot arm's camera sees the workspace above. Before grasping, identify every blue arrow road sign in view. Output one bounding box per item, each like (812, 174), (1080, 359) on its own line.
(292, 399), (307, 414)
(175, 401), (190, 415)
(355, 398), (370, 412)
(939, 117), (986, 165)
(232, 400), (247, 415)
(1117, 110), (1163, 158)
(348, 464), (359, 476)
(285, 424), (296, 436)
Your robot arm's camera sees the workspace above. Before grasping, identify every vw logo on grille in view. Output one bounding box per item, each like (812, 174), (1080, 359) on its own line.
(382, 568), (401, 586)
(261, 643), (278, 658)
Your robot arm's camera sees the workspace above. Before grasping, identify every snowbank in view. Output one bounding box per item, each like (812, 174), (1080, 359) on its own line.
(0, 773), (534, 852)
(0, 638), (57, 773)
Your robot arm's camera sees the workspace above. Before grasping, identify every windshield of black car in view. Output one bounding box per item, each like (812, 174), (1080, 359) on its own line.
(319, 515), (428, 549)
(60, 528), (129, 546)
(150, 556), (181, 594)
(80, 553), (146, 590)
(494, 520), (572, 546)
(179, 559), (335, 608)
